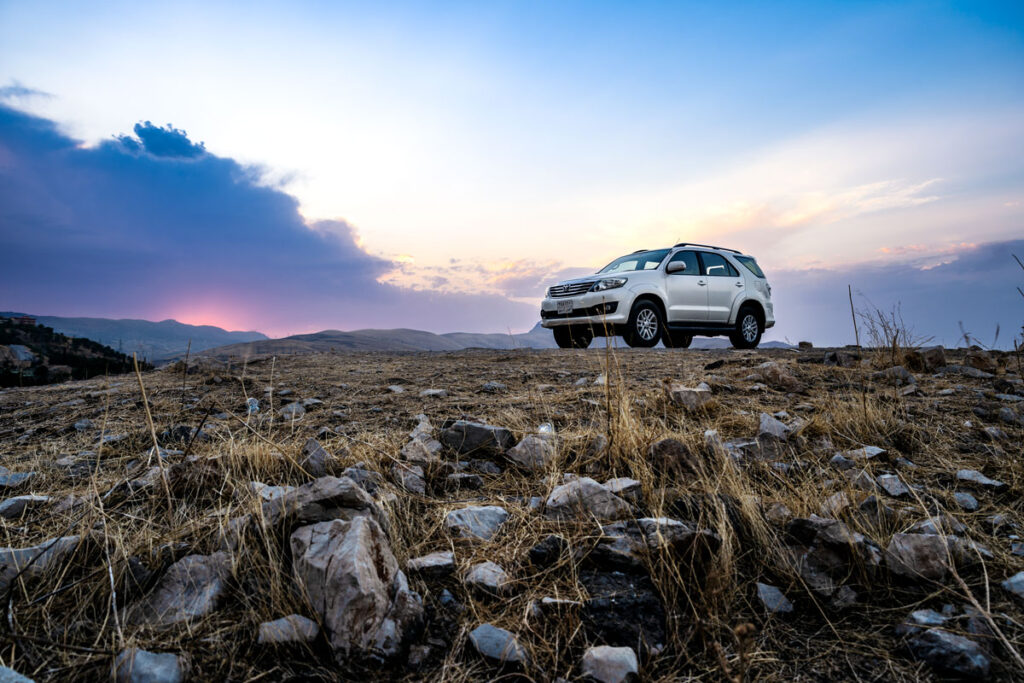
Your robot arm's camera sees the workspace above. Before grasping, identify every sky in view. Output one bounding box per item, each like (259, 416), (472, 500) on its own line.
(0, 0), (1022, 345)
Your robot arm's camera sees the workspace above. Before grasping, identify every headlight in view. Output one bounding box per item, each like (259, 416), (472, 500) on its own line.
(545, 287), (553, 298)
(591, 277), (627, 292)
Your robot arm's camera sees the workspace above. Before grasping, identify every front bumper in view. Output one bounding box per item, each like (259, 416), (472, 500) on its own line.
(539, 291), (629, 328)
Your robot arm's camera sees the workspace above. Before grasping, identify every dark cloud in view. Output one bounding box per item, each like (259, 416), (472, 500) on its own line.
(0, 104), (538, 335)
(765, 241), (1024, 348)
(0, 81), (52, 100)
(120, 121), (207, 158)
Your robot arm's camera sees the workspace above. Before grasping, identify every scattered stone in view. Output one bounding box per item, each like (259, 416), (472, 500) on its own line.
(872, 366), (916, 386)
(468, 623), (529, 665)
(0, 495), (49, 519)
(830, 453), (855, 470)
(907, 515), (967, 536)
(339, 466), (382, 495)
(1003, 571), (1024, 603)
(0, 535), (82, 595)
(824, 350), (859, 367)
(0, 666), (34, 683)
(580, 570), (666, 653)
(755, 582), (794, 614)
(420, 389), (447, 398)
(580, 645), (639, 683)
(604, 477), (641, 503)
(391, 463), (426, 495)
(764, 502), (793, 526)
(299, 438), (336, 477)
(843, 469), (875, 492)
(407, 551), (456, 579)
(258, 614), (320, 645)
(481, 381), (507, 393)
(954, 492), (979, 511)
(506, 434), (557, 470)
(464, 561), (512, 596)
(0, 472), (35, 490)
(440, 420), (514, 456)
(261, 476), (384, 530)
(753, 361), (801, 391)
(798, 341), (813, 350)
(278, 402), (306, 420)
(905, 346), (946, 372)
(445, 505), (508, 541)
(904, 628), (990, 680)
(544, 478), (631, 522)
(661, 382), (712, 410)
(758, 412), (791, 441)
(956, 469), (1006, 492)
(839, 446), (886, 461)
(386, 385), (405, 393)
(290, 516), (423, 663)
(820, 491), (853, 517)
(113, 648), (190, 683)
(73, 418), (94, 432)
(876, 474), (911, 499)
(964, 347), (997, 374)
(529, 535), (568, 567)
(127, 553), (231, 628)
(886, 534), (959, 581)
(445, 473), (484, 490)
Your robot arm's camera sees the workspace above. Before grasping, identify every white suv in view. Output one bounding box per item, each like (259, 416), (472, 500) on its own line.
(540, 243), (774, 349)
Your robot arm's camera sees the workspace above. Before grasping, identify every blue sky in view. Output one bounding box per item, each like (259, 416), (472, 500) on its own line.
(0, 1), (1022, 343)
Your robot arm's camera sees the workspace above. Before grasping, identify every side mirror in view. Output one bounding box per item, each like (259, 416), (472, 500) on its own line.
(666, 261), (687, 274)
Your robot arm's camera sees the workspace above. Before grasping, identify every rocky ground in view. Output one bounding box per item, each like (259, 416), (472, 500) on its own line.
(0, 345), (1022, 682)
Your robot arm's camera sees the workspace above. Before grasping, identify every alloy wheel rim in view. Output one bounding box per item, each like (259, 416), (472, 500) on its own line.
(742, 314), (758, 342)
(637, 309), (658, 340)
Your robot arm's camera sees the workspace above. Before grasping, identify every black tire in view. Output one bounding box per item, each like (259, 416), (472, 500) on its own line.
(553, 325), (593, 349)
(623, 300), (662, 348)
(664, 330), (692, 349)
(730, 306), (762, 349)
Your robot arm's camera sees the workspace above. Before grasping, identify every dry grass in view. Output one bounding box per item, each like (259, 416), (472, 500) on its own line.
(0, 345), (1021, 681)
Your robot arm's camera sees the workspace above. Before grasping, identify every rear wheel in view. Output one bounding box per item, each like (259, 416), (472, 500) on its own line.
(664, 331), (693, 349)
(623, 300), (662, 348)
(729, 306), (762, 349)
(553, 325), (593, 349)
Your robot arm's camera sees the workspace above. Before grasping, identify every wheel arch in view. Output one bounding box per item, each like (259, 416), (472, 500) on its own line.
(733, 299), (765, 327)
(631, 293), (668, 322)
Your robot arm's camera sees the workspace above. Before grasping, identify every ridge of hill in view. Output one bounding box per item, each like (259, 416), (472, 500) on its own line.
(0, 312), (268, 361)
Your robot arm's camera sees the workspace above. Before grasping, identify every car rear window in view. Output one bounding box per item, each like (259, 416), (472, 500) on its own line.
(735, 255), (765, 278)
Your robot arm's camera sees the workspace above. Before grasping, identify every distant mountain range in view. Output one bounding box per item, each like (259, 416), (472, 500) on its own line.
(194, 325), (793, 359)
(192, 325), (559, 358)
(2, 313), (793, 362)
(0, 313), (268, 361)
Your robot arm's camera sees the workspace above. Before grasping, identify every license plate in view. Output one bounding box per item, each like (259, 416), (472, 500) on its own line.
(556, 299), (573, 315)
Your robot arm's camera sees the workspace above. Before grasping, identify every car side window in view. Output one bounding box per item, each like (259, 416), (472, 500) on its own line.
(699, 252), (739, 277)
(667, 250), (699, 275)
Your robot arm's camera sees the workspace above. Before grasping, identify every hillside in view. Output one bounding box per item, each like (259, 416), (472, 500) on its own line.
(0, 345), (1020, 681)
(0, 313), (268, 361)
(0, 317), (147, 386)
(195, 324), (792, 359)
(195, 325), (558, 358)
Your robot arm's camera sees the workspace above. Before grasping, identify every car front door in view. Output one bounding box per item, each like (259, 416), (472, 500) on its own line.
(664, 250), (708, 321)
(699, 252), (743, 322)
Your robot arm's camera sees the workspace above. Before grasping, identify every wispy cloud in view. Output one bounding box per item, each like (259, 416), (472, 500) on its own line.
(0, 81), (52, 101)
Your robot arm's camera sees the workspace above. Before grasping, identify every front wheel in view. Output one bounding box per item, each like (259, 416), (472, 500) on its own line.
(553, 325), (593, 349)
(729, 307), (762, 349)
(623, 301), (662, 348)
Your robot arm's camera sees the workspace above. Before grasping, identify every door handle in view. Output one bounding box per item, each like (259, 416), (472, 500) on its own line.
(735, 282), (744, 287)
(697, 280), (706, 286)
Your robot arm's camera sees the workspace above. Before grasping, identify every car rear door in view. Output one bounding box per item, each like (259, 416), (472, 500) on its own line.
(699, 252), (743, 322)
(664, 250), (708, 321)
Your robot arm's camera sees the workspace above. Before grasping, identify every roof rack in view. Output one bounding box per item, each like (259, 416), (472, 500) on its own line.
(631, 249), (648, 254)
(672, 242), (742, 254)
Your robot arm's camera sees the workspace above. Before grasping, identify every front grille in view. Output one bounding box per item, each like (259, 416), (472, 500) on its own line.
(548, 282), (593, 298)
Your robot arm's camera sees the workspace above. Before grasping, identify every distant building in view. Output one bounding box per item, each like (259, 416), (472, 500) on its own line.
(10, 316), (36, 326)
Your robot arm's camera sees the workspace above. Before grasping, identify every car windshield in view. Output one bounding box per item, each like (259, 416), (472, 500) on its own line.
(734, 255), (765, 278)
(598, 249), (670, 274)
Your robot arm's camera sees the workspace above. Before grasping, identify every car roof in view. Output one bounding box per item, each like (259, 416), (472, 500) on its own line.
(670, 242), (744, 255)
